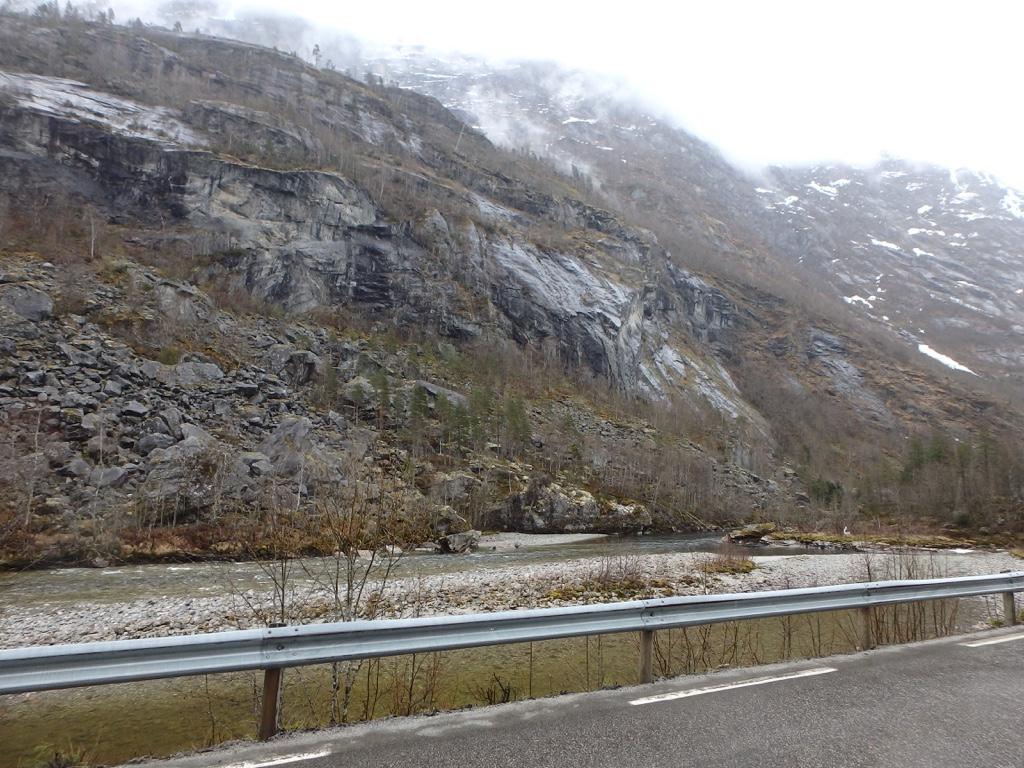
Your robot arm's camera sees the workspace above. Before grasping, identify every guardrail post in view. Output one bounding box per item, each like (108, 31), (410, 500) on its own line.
(859, 607), (874, 650)
(259, 666), (283, 740)
(1003, 592), (1018, 626)
(639, 630), (655, 684)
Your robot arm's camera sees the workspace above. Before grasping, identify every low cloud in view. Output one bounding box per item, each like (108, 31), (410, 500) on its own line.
(84, 0), (1024, 187)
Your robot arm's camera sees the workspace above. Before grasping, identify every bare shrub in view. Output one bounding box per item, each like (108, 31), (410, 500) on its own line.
(469, 674), (519, 706)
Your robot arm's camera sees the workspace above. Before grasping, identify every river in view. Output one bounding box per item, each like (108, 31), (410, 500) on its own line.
(0, 533), (831, 610)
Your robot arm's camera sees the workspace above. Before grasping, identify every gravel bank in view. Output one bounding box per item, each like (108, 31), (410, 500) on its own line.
(1, 550), (1019, 648)
(478, 532), (609, 551)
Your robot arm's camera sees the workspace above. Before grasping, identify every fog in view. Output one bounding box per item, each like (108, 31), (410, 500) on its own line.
(103, 0), (1024, 187)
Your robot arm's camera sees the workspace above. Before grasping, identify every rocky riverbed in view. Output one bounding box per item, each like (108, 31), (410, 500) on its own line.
(2, 548), (1019, 649)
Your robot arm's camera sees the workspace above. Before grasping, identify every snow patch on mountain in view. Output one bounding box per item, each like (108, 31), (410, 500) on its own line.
(844, 295), (875, 308)
(918, 344), (977, 375)
(870, 238), (901, 252)
(1000, 190), (1024, 219)
(0, 71), (200, 146)
(807, 181), (838, 197)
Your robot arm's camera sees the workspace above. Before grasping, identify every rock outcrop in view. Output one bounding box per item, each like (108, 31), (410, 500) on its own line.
(488, 480), (651, 534)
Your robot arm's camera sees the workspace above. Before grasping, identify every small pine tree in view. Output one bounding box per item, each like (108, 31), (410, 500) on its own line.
(901, 435), (927, 483)
(503, 396), (531, 458)
(349, 383), (367, 423)
(406, 385), (431, 456)
(435, 395), (453, 453)
(449, 403), (471, 453)
(468, 386), (495, 450)
(370, 369), (391, 430)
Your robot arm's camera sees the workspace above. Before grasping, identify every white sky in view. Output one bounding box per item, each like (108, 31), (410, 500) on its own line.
(159, 1), (1024, 186)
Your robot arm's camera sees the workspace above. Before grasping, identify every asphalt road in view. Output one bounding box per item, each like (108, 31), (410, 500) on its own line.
(132, 628), (1024, 768)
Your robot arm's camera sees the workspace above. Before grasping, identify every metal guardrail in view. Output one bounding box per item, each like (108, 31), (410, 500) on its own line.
(1, 571), (1021, 739)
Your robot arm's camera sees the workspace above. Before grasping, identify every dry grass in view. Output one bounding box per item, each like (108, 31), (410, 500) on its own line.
(777, 529), (1024, 551)
(545, 555), (678, 602)
(700, 551), (756, 576)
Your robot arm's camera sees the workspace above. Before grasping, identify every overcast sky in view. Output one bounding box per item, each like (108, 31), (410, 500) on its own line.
(146, 1), (1024, 186)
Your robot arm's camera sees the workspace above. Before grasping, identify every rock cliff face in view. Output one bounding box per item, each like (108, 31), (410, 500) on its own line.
(0, 41), (751, 419)
(358, 41), (1024, 385)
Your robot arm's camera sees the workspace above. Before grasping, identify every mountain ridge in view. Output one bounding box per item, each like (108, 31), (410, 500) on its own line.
(0, 9), (1021, 565)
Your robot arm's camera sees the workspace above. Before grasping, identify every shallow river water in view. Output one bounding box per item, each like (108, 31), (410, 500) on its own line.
(0, 533), (829, 610)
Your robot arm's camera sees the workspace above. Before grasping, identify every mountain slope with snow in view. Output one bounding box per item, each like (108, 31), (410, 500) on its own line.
(758, 162), (1024, 378)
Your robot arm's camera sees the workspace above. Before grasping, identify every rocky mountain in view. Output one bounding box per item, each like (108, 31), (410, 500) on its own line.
(361, 47), (1024, 384)
(0, 9), (1021, 565)
(759, 162), (1024, 379)
(99, 6), (1024, 386)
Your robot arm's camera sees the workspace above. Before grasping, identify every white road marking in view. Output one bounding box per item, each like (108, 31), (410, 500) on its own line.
(218, 749), (332, 768)
(961, 633), (1024, 648)
(628, 667), (837, 706)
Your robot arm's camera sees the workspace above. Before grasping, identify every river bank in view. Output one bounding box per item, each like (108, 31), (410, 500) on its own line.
(1, 546), (1019, 649)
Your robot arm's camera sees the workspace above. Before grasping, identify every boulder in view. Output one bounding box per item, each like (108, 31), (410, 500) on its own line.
(57, 342), (98, 367)
(79, 412), (106, 437)
(180, 423), (216, 444)
(489, 482), (650, 534)
(137, 416), (169, 436)
(140, 360), (223, 386)
(121, 400), (150, 418)
(239, 451), (273, 476)
(266, 345), (324, 386)
(160, 407), (183, 439)
(60, 391), (98, 410)
(414, 379), (468, 409)
(441, 529), (481, 554)
(143, 435), (234, 511)
(153, 280), (215, 326)
(431, 505), (469, 537)
(258, 417), (314, 476)
(21, 370), (46, 386)
(234, 381), (259, 397)
(90, 465), (128, 488)
(341, 376), (376, 408)
(137, 433), (176, 455)
(726, 522), (777, 544)
(60, 456), (92, 478)
(429, 472), (480, 505)
(0, 284), (53, 321)
(170, 361), (224, 386)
